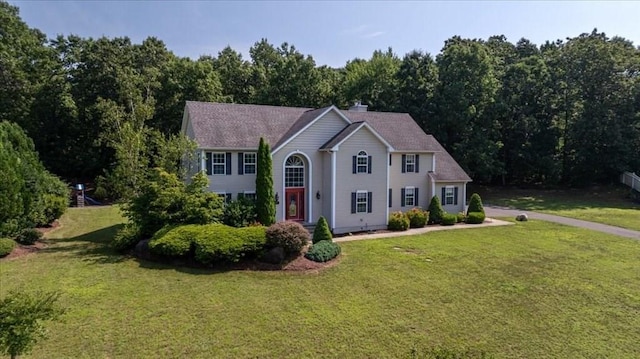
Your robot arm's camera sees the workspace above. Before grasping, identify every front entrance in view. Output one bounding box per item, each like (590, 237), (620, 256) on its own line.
(285, 188), (305, 221)
(284, 154), (306, 221)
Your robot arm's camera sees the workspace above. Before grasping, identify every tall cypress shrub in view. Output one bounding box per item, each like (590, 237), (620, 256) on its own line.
(466, 193), (484, 215)
(256, 137), (275, 226)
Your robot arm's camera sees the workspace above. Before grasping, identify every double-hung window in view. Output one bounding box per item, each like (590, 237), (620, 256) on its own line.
(207, 152), (225, 175)
(243, 153), (256, 174)
(356, 191), (368, 213)
(405, 154), (416, 173)
(404, 186), (415, 207)
(445, 186), (455, 205)
(357, 151), (368, 173)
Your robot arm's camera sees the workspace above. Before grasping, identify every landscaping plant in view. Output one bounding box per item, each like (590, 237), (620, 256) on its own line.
(388, 211), (410, 231)
(466, 212), (486, 224)
(305, 240), (341, 262)
(0, 238), (16, 257)
(0, 291), (65, 359)
(467, 193), (485, 215)
(265, 221), (310, 256)
(312, 216), (332, 243)
(256, 137), (276, 226)
(405, 207), (428, 228)
(428, 196), (445, 224)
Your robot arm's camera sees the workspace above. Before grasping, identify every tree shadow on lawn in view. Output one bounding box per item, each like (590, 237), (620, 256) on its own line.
(41, 224), (127, 264)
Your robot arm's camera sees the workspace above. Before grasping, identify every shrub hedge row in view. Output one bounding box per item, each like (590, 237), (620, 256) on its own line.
(148, 224), (267, 264)
(388, 211), (410, 231)
(466, 212), (486, 224)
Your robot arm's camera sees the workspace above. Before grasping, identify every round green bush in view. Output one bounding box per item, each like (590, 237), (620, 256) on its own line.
(111, 223), (143, 253)
(0, 238), (16, 257)
(305, 240), (341, 262)
(312, 216), (332, 244)
(265, 221), (310, 256)
(428, 196), (445, 224)
(441, 213), (457, 226)
(15, 228), (43, 245)
(456, 212), (466, 223)
(405, 208), (428, 228)
(388, 211), (409, 231)
(466, 212), (486, 224)
(467, 193), (484, 215)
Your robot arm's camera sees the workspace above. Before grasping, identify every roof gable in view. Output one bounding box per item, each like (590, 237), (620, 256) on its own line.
(271, 105), (351, 153)
(320, 122), (393, 151)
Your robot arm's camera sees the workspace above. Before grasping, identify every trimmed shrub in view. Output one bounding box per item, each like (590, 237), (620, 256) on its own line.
(428, 196), (445, 224)
(456, 212), (466, 223)
(111, 223), (143, 252)
(148, 223), (267, 264)
(312, 216), (332, 244)
(305, 240), (341, 262)
(265, 221), (310, 257)
(467, 193), (485, 215)
(0, 238), (16, 257)
(388, 211), (409, 231)
(194, 224), (266, 264)
(441, 213), (457, 226)
(15, 228), (42, 245)
(148, 226), (193, 257)
(405, 208), (428, 228)
(466, 212), (486, 224)
(222, 197), (256, 228)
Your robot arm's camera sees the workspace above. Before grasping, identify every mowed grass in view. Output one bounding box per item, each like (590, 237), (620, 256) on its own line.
(473, 185), (640, 231)
(1, 206), (640, 358)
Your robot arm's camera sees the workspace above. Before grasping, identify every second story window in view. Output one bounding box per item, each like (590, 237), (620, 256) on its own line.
(405, 154), (415, 173)
(212, 152), (226, 175)
(243, 153), (256, 174)
(353, 150), (372, 174)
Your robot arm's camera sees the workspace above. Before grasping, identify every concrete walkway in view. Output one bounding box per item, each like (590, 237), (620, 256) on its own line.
(333, 218), (513, 243)
(485, 206), (640, 240)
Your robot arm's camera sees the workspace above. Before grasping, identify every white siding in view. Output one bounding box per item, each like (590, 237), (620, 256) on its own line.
(388, 153), (434, 213)
(205, 152), (257, 198)
(434, 182), (467, 214)
(333, 127), (388, 234)
(273, 110), (349, 223)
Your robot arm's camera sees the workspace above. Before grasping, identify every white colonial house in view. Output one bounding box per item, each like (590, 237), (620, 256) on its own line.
(181, 101), (471, 234)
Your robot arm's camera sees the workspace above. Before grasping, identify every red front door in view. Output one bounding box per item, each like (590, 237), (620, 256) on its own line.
(285, 188), (305, 221)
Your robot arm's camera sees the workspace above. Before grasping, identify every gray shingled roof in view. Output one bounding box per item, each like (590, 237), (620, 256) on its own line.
(185, 101), (311, 149)
(319, 122), (364, 150)
(185, 101), (471, 181)
(428, 140), (472, 182)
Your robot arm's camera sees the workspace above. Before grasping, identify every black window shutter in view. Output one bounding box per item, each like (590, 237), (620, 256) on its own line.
(454, 187), (459, 205)
(415, 155), (420, 173)
(415, 187), (419, 207)
(401, 188), (406, 207)
(352, 156), (357, 174)
(367, 156), (372, 173)
(388, 188), (392, 208)
(401, 154), (406, 173)
(238, 152), (244, 175)
(441, 187), (446, 205)
(205, 152), (212, 175)
(389, 154), (392, 166)
(225, 193), (232, 203)
(225, 152), (232, 175)
(367, 192), (373, 213)
(351, 192), (356, 213)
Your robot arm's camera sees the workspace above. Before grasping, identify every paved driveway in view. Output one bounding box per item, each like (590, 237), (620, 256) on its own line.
(485, 206), (640, 240)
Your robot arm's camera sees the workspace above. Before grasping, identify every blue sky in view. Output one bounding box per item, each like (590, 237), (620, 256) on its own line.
(9, 1), (640, 67)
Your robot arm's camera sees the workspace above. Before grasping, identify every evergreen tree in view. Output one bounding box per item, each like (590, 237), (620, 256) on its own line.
(255, 137), (275, 226)
(466, 193), (485, 215)
(427, 196), (445, 225)
(312, 216), (332, 243)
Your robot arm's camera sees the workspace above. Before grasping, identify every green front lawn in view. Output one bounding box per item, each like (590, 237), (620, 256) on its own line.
(1, 206), (639, 358)
(473, 185), (640, 231)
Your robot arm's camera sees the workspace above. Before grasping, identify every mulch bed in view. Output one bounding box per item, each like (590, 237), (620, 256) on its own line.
(1, 220), (61, 261)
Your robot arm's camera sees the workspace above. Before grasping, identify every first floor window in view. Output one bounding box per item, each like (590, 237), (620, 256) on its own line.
(444, 186), (456, 205)
(243, 191), (256, 202)
(440, 186), (458, 206)
(404, 187), (415, 207)
(351, 190), (372, 213)
(216, 192), (232, 204)
(401, 187), (419, 207)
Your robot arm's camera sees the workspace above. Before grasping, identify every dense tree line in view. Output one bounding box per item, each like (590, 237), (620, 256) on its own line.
(2, 2), (639, 190)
